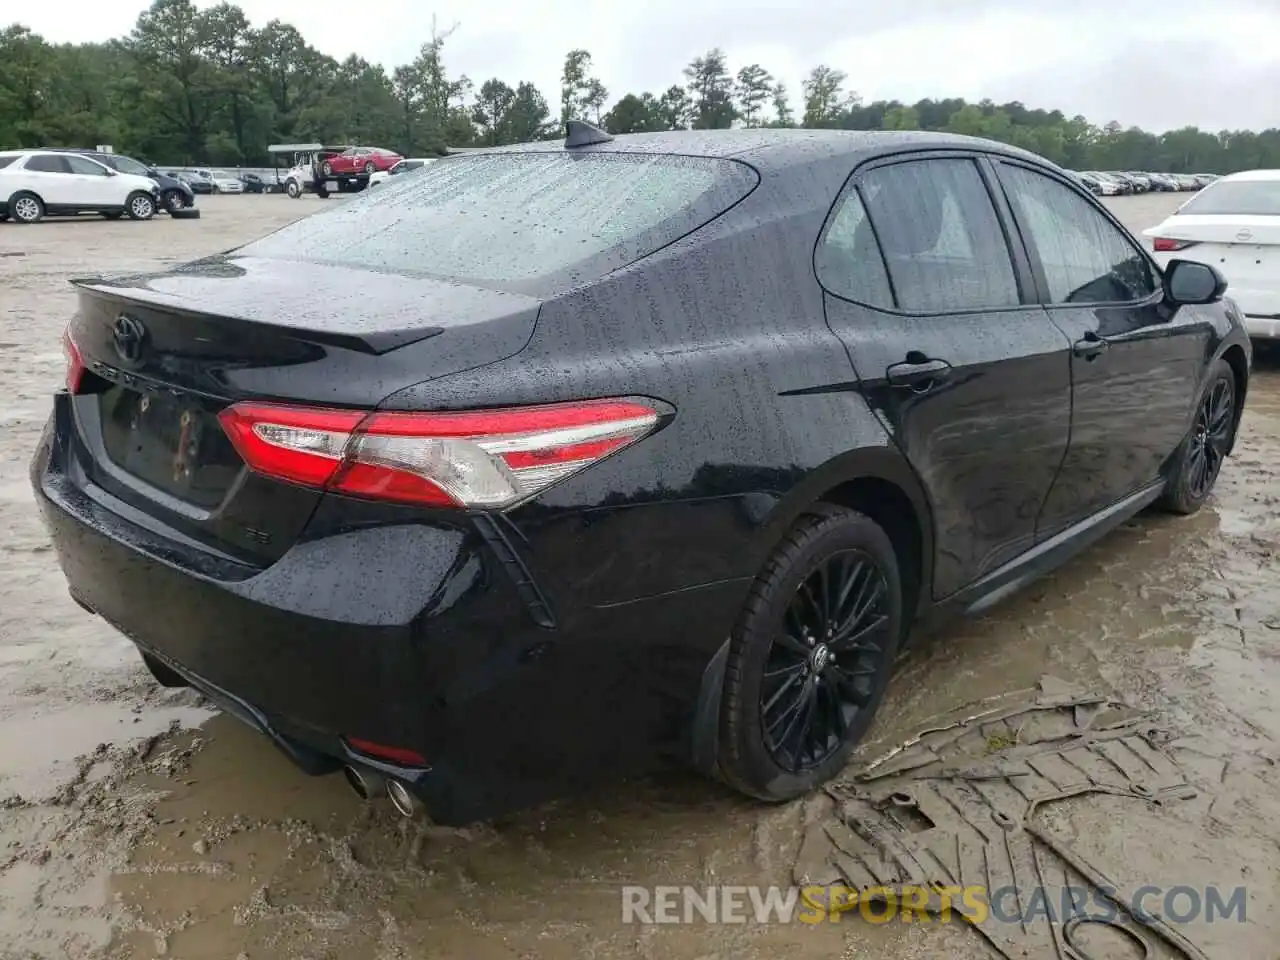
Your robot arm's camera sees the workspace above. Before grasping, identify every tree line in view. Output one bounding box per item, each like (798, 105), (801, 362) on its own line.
(4, 0), (1280, 174)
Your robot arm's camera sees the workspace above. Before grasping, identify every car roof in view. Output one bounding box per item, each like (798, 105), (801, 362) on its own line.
(0, 148), (109, 162)
(462, 129), (1045, 171)
(1218, 169), (1280, 183)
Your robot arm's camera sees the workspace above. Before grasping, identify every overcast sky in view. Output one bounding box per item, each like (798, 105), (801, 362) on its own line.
(17, 0), (1280, 133)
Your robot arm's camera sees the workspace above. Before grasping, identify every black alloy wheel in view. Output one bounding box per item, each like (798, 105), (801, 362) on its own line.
(761, 550), (890, 773)
(718, 507), (903, 802)
(1186, 376), (1233, 500)
(1159, 358), (1237, 515)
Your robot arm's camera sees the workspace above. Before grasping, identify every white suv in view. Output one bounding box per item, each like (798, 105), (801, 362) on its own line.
(0, 150), (160, 224)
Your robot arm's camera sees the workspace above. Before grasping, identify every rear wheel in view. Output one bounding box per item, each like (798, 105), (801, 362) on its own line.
(10, 192), (43, 224)
(126, 192), (156, 220)
(1159, 359), (1236, 515)
(364, 160), (375, 174)
(718, 507), (903, 801)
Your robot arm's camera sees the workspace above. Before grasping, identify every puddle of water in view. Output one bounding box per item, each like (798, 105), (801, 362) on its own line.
(0, 700), (211, 801)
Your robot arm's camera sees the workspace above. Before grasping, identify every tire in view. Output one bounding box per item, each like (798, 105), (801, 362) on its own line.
(9, 192), (44, 224)
(316, 186), (329, 199)
(126, 192), (156, 220)
(0, 213), (9, 222)
(1158, 358), (1237, 515)
(163, 189), (186, 212)
(364, 161), (375, 174)
(101, 211), (124, 220)
(718, 507), (904, 802)
(321, 161), (333, 177)
(286, 179), (301, 199)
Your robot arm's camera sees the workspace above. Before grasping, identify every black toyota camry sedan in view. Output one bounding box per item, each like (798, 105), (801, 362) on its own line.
(32, 124), (1251, 824)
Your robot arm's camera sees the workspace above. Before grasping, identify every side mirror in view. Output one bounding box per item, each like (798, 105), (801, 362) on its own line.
(1164, 259), (1227, 305)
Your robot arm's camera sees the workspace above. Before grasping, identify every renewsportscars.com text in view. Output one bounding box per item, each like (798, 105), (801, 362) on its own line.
(620, 884), (1247, 925)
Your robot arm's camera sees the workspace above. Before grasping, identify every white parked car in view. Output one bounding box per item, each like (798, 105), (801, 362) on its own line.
(209, 170), (245, 194)
(1087, 172), (1122, 196)
(368, 157), (435, 188)
(0, 149), (160, 223)
(1144, 169), (1280, 340)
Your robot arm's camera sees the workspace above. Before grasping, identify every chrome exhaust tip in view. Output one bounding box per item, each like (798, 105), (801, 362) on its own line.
(386, 779), (420, 818)
(342, 765), (385, 801)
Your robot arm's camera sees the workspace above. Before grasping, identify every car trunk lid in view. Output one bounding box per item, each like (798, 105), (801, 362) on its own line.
(1153, 214), (1280, 317)
(65, 256), (540, 564)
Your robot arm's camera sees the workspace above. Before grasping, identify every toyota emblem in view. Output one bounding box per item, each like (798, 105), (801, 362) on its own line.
(112, 313), (147, 364)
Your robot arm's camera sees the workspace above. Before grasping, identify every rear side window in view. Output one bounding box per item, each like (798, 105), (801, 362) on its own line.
(239, 152), (758, 295)
(816, 191), (894, 307)
(25, 154), (68, 173)
(860, 158), (1020, 313)
(998, 164), (1155, 305)
(1179, 180), (1280, 216)
(0, 157), (15, 170)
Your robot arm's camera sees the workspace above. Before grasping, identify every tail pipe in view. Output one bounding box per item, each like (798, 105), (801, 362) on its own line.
(386, 779), (421, 819)
(342, 765), (422, 819)
(342, 765), (386, 801)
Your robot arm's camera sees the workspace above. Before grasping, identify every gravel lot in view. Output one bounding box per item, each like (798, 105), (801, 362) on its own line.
(1, 193), (1278, 959)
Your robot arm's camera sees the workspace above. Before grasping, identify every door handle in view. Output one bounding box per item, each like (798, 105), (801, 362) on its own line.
(886, 355), (953, 390)
(1072, 331), (1109, 360)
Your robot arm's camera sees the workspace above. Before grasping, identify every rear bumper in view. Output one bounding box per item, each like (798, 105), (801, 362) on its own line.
(30, 394), (742, 822)
(1244, 315), (1280, 340)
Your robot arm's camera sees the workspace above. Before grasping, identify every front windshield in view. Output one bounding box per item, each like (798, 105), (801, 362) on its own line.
(213, 170), (238, 180)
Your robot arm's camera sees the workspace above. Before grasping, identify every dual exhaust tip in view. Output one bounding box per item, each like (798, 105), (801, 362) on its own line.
(342, 765), (420, 819)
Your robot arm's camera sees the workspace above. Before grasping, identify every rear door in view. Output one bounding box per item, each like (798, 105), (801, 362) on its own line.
(819, 152), (1073, 600)
(990, 159), (1208, 535)
(20, 153), (79, 206)
(64, 155), (120, 206)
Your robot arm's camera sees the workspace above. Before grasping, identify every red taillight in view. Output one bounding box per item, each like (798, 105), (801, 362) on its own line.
(1153, 237), (1198, 252)
(345, 737), (428, 767)
(218, 398), (662, 509)
(62, 329), (85, 394)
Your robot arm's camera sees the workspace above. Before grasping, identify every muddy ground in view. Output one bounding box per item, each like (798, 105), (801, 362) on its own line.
(1, 193), (1277, 960)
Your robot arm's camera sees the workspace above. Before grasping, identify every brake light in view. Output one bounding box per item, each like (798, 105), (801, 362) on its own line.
(1153, 237), (1198, 252)
(218, 398), (662, 509)
(62, 328), (85, 394)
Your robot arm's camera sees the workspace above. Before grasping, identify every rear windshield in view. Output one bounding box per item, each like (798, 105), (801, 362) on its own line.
(1180, 180), (1280, 216)
(238, 152), (758, 294)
